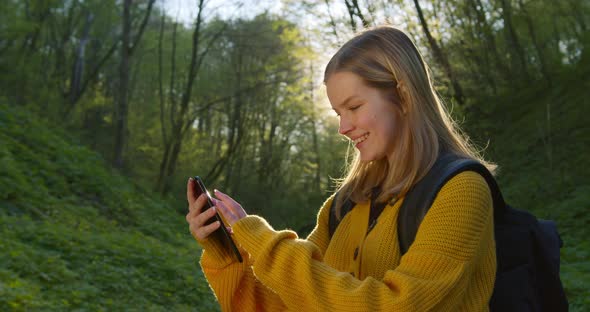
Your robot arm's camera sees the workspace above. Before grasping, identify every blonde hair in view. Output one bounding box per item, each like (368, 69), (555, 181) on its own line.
(324, 26), (496, 217)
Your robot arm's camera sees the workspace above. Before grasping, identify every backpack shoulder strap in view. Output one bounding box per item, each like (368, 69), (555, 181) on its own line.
(328, 192), (355, 238)
(398, 154), (506, 255)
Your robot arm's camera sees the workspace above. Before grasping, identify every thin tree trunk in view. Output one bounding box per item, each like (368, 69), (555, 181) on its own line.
(344, 0), (358, 32)
(163, 37), (232, 191)
(344, 0), (370, 31)
(64, 39), (119, 116)
(154, 0), (210, 193)
(499, 0), (528, 81)
(21, 1), (51, 56)
(69, 12), (94, 109)
(157, 1), (205, 193)
(114, 0), (155, 169)
(52, 1), (79, 102)
(158, 13), (168, 147)
(113, 0), (131, 169)
(468, 0), (504, 92)
(518, 0), (551, 85)
(324, 0), (340, 42)
(225, 51), (244, 190)
(413, 0), (465, 105)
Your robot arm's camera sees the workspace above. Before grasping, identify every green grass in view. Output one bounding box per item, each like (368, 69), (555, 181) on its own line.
(0, 104), (219, 311)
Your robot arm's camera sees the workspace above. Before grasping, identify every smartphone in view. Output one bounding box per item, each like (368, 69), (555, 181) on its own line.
(193, 176), (243, 263)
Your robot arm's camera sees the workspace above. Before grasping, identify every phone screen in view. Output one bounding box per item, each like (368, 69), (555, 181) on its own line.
(193, 176), (243, 263)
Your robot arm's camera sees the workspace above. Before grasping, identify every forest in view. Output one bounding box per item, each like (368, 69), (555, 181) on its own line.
(1, 0), (588, 310)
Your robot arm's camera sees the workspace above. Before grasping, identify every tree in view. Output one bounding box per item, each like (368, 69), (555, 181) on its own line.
(412, 0), (465, 105)
(154, 0), (229, 194)
(113, 0), (156, 169)
(498, 0), (528, 81)
(343, 0), (370, 31)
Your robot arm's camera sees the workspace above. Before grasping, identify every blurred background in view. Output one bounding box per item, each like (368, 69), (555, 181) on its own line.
(0, 0), (588, 310)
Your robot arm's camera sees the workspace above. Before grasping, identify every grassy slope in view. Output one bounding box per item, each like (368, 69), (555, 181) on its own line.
(0, 104), (219, 311)
(475, 62), (590, 310)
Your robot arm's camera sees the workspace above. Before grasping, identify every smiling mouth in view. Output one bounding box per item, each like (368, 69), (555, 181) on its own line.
(352, 133), (369, 145)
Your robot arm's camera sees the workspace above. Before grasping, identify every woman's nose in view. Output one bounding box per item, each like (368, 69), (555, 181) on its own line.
(338, 117), (353, 135)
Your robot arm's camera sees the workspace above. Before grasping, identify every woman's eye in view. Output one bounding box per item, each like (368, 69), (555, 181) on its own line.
(350, 105), (361, 111)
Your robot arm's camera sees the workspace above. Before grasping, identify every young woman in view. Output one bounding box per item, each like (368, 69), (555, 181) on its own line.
(186, 26), (497, 311)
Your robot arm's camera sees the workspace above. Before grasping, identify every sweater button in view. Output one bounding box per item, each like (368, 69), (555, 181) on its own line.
(353, 247), (359, 260)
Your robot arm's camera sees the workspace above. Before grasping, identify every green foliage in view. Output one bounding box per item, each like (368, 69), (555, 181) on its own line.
(0, 103), (218, 311)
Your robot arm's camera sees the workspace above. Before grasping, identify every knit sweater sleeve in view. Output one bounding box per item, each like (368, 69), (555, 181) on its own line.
(197, 195), (335, 311)
(231, 171), (496, 311)
(198, 228), (286, 311)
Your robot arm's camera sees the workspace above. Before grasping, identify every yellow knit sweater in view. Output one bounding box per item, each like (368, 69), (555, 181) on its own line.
(198, 171), (496, 311)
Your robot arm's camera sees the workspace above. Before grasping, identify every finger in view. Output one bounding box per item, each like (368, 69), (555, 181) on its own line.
(212, 198), (234, 218)
(192, 193), (209, 215)
(193, 220), (221, 240)
(186, 203), (213, 225)
(213, 189), (240, 208)
(215, 199), (236, 220)
(193, 206), (218, 227)
(186, 177), (195, 205)
(214, 189), (246, 220)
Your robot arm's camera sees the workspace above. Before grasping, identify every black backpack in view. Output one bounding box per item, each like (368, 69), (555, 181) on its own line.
(328, 154), (568, 311)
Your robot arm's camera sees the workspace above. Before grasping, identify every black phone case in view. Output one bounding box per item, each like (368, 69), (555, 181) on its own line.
(193, 176), (243, 263)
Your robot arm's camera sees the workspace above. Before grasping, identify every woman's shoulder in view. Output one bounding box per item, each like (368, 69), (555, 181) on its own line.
(441, 170), (490, 191)
(434, 170), (493, 211)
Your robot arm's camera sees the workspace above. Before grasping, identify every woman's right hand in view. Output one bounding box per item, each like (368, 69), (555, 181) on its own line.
(186, 178), (222, 241)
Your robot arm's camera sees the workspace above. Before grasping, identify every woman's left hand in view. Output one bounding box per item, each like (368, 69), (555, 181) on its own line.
(212, 189), (247, 226)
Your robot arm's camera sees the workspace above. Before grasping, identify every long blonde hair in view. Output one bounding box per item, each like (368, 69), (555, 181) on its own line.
(324, 26), (496, 217)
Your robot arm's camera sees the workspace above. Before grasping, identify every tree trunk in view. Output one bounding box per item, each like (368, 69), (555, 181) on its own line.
(324, 0), (340, 42)
(344, 0), (370, 31)
(69, 12), (94, 110)
(64, 40), (119, 117)
(157, 13), (168, 147)
(113, 0), (155, 169)
(468, 0), (506, 91)
(155, 141), (172, 193)
(518, 0), (551, 85)
(52, 1), (78, 107)
(155, 0), (216, 194)
(498, 0), (528, 81)
(113, 0), (131, 169)
(162, 138), (184, 194)
(413, 0), (465, 105)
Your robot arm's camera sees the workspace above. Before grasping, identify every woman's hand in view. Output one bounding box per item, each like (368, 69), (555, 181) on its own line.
(186, 178), (247, 241)
(212, 189), (247, 226)
(186, 178), (221, 241)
